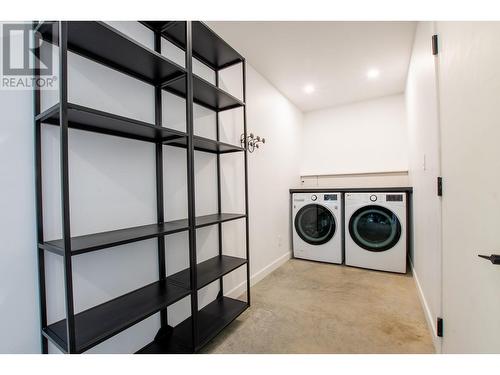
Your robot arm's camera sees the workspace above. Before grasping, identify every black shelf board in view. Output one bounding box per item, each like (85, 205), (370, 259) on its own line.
(195, 213), (246, 229)
(43, 278), (191, 354)
(140, 21), (243, 70)
(137, 296), (248, 353)
(169, 255), (247, 291)
(163, 74), (245, 112)
(36, 21), (185, 85)
(37, 103), (187, 143)
(41, 219), (189, 256)
(164, 135), (245, 154)
(40, 214), (244, 256)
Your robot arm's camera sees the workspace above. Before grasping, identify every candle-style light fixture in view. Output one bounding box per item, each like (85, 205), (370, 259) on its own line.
(240, 133), (266, 153)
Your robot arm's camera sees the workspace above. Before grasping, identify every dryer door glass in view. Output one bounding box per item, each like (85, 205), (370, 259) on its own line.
(349, 205), (401, 252)
(295, 204), (336, 245)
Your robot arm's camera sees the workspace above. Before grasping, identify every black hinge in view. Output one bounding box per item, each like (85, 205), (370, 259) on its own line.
(432, 34), (439, 55)
(437, 317), (443, 337)
(437, 177), (443, 196)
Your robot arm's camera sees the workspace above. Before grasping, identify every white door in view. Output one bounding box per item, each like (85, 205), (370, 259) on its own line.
(438, 21), (500, 353)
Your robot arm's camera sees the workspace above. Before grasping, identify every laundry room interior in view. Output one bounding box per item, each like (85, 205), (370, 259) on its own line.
(2, 7), (500, 361)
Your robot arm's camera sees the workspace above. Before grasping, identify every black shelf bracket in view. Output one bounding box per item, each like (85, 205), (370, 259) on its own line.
(185, 21), (200, 352)
(153, 27), (168, 331)
(33, 20), (49, 355)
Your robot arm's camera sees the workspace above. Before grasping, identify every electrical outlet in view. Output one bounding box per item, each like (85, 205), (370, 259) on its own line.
(277, 235), (282, 248)
(423, 153), (427, 171)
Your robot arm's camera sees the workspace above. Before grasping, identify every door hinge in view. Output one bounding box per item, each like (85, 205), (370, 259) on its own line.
(432, 34), (439, 55)
(437, 317), (443, 337)
(437, 177), (443, 196)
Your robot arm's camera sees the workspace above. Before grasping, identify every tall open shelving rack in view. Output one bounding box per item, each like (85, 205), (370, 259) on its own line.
(33, 21), (250, 354)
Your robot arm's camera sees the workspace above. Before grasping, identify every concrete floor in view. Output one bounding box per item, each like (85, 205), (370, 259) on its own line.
(203, 259), (435, 354)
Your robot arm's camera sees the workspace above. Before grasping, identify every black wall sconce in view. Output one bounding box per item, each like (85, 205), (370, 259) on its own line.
(240, 133), (266, 153)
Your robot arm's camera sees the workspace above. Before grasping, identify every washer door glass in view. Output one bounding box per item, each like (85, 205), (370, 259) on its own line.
(349, 205), (401, 252)
(295, 204), (336, 245)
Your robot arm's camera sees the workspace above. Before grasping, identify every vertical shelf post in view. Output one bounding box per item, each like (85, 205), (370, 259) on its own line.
(242, 59), (251, 306)
(59, 21), (77, 353)
(185, 21), (199, 351)
(153, 30), (168, 329)
(33, 21), (48, 354)
(215, 70), (224, 299)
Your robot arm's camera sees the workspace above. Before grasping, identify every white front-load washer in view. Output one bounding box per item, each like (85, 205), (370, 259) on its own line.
(345, 192), (407, 273)
(292, 192), (343, 264)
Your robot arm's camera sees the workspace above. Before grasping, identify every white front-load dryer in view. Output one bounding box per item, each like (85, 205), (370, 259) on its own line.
(345, 192), (407, 273)
(292, 192), (343, 264)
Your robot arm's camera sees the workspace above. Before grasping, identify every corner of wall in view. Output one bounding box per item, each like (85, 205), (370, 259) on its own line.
(225, 251), (292, 299)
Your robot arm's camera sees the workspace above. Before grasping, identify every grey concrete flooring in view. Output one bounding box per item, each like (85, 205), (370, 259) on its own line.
(203, 259), (435, 354)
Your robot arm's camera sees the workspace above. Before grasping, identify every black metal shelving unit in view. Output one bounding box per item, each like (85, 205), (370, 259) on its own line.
(33, 21), (250, 354)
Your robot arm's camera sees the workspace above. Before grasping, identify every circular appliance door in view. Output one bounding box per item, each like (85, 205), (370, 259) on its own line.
(294, 204), (336, 245)
(349, 205), (401, 252)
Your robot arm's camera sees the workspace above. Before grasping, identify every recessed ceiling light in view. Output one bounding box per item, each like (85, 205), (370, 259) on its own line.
(367, 69), (380, 79)
(304, 84), (315, 94)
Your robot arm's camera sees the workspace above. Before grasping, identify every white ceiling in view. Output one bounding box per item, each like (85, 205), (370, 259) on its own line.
(207, 22), (417, 112)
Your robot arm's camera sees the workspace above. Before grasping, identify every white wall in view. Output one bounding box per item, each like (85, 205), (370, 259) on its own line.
(0, 29), (39, 353)
(0, 22), (302, 353)
(300, 171), (410, 189)
(301, 94), (408, 177)
(405, 21), (442, 353)
(241, 65), (302, 288)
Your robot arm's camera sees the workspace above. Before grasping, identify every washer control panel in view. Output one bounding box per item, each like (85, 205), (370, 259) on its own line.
(293, 192), (341, 204)
(370, 194), (377, 202)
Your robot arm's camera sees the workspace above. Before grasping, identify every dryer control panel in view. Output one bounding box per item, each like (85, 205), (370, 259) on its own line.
(345, 192), (406, 205)
(386, 194), (404, 202)
(324, 194), (338, 201)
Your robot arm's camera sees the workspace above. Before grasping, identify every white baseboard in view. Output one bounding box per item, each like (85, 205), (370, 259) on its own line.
(409, 258), (442, 353)
(226, 251), (291, 299)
